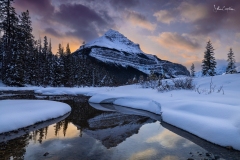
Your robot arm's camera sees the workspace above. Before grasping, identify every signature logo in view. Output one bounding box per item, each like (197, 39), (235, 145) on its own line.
(213, 5), (235, 12)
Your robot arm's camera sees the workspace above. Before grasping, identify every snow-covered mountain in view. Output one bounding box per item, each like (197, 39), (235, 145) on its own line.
(81, 29), (143, 54)
(74, 29), (189, 83)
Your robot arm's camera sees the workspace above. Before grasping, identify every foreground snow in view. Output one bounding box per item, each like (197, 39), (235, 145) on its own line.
(0, 100), (71, 134)
(0, 74), (240, 150)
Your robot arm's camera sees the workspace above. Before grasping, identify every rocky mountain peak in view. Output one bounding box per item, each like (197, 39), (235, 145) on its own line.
(104, 29), (124, 38)
(81, 29), (143, 54)
(76, 29), (190, 79)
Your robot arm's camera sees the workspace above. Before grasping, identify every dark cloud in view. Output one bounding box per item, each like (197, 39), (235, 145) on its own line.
(53, 3), (114, 41)
(13, 0), (240, 46)
(45, 28), (63, 38)
(151, 0), (240, 35)
(14, 0), (54, 16)
(109, 0), (139, 10)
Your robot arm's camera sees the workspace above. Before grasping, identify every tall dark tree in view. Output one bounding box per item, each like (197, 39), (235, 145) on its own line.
(46, 39), (54, 85)
(0, 0), (20, 85)
(53, 44), (64, 86)
(42, 36), (48, 86)
(0, 1), (128, 87)
(63, 43), (73, 87)
(202, 40), (217, 76)
(190, 63), (195, 77)
(37, 37), (45, 85)
(0, 36), (3, 79)
(29, 40), (39, 85)
(19, 10), (34, 84)
(3, 4), (26, 86)
(0, 0), (14, 72)
(226, 48), (237, 74)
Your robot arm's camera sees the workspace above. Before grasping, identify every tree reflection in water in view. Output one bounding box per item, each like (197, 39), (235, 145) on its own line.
(0, 95), (240, 160)
(0, 96), (155, 159)
(0, 134), (29, 160)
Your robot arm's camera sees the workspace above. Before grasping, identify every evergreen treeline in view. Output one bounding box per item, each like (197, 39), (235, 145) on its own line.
(0, 0), (115, 87)
(190, 40), (238, 77)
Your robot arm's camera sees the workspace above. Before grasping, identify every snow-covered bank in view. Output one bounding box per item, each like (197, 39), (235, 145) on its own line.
(0, 100), (71, 134)
(90, 96), (161, 114)
(0, 74), (240, 150)
(0, 113), (70, 142)
(89, 103), (162, 121)
(88, 74), (240, 151)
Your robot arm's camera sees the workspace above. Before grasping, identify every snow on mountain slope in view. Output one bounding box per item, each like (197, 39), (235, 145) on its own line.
(77, 29), (190, 77)
(80, 29), (143, 54)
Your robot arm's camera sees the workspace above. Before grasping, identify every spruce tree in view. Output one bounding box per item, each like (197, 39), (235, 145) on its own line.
(46, 39), (54, 86)
(0, 0), (18, 84)
(63, 43), (73, 87)
(19, 10), (34, 84)
(226, 48), (237, 74)
(53, 44), (64, 86)
(4, 4), (25, 86)
(0, 36), (3, 79)
(202, 40), (217, 76)
(0, 0), (14, 67)
(190, 63), (195, 77)
(42, 36), (48, 86)
(30, 40), (39, 85)
(37, 38), (44, 85)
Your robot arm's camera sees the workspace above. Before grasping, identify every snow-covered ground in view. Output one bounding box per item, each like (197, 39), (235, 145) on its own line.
(0, 74), (239, 150)
(0, 100), (71, 134)
(195, 63), (240, 77)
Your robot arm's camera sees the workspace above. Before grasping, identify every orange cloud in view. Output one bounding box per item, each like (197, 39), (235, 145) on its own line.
(148, 32), (206, 69)
(129, 148), (157, 160)
(126, 11), (156, 31)
(153, 32), (200, 53)
(146, 130), (185, 149)
(153, 2), (207, 25)
(161, 155), (179, 160)
(178, 2), (207, 22)
(153, 10), (176, 24)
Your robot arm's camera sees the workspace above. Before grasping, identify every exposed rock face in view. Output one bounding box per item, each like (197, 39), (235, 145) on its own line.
(74, 29), (190, 84)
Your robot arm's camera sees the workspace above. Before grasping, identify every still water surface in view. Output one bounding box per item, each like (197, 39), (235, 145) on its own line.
(0, 95), (239, 160)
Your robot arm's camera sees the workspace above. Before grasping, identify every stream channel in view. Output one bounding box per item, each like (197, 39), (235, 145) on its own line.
(0, 92), (239, 160)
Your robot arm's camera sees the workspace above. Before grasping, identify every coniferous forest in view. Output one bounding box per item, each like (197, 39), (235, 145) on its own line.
(0, 0), (116, 87)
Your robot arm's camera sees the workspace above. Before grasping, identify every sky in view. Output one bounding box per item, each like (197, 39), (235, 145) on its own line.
(13, 0), (240, 71)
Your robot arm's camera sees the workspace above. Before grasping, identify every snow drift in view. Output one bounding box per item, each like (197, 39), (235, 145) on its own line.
(0, 100), (71, 134)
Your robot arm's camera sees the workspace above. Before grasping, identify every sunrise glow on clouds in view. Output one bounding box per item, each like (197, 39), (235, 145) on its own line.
(13, 0), (240, 71)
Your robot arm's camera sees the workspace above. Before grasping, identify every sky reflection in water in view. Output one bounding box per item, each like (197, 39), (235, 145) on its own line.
(1, 98), (210, 160)
(22, 121), (203, 160)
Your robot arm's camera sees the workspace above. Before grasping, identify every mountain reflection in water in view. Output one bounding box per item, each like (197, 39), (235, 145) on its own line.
(1, 97), (158, 160)
(0, 96), (239, 160)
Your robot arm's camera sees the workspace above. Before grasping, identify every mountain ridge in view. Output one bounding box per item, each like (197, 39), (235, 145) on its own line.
(80, 29), (143, 54)
(74, 29), (190, 84)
